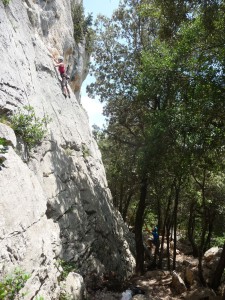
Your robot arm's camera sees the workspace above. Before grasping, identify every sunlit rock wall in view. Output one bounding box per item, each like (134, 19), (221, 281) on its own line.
(0, 0), (135, 298)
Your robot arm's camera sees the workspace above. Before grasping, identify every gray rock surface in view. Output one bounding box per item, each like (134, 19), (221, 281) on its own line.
(61, 272), (86, 300)
(0, 0), (135, 298)
(0, 123), (17, 147)
(184, 287), (216, 300)
(203, 246), (223, 284)
(171, 271), (187, 294)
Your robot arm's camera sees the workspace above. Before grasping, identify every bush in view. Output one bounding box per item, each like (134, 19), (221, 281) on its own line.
(0, 137), (8, 153)
(2, 0), (10, 6)
(0, 137), (9, 167)
(82, 144), (90, 159)
(0, 268), (30, 300)
(56, 259), (77, 281)
(71, 3), (93, 44)
(211, 236), (225, 248)
(10, 105), (50, 150)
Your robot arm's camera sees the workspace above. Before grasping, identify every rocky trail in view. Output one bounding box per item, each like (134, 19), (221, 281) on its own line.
(86, 249), (225, 300)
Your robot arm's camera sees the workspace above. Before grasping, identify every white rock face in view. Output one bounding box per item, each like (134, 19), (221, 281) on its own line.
(62, 272), (86, 300)
(0, 123), (17, 147)
(0, 0), (135, 297)
(203, 246), (223, 284)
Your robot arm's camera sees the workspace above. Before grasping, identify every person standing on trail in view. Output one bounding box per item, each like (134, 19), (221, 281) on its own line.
(53, 55), (70, 98)
(145, 225), (159, 248)
(151, 226), (159, 246)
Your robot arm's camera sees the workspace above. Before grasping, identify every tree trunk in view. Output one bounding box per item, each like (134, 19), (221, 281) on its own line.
(158, 183), (174, 269)
(172, 183), (180, 270)
(158, 223), (165, 269)
(118, 182), (124, 213)
(166, 224), (171, 270)
(198, 249), (206, 286)
(122, 192), (133, 221)
(188, 201), (199, 257)
(135, 176), (148, 275)
(204, 209), (214, 251)
(198, 170), (207, 286)
(210, 242), (225, 291)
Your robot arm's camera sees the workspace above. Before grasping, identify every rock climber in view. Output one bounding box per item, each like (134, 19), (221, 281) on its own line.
(53, 55), (71, 98)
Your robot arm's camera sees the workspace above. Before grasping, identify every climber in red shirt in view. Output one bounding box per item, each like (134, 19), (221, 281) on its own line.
(53, 56), (71, 98)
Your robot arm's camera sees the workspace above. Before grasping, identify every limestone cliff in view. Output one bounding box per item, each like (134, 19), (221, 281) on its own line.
(0, 0), (135, 298)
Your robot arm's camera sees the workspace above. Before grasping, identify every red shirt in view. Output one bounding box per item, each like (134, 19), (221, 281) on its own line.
(58, 64), (65, 74)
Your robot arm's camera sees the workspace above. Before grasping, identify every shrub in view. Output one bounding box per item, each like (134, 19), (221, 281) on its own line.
(211, 236), (225, 248)
(82, 144), (90, 159)
(71, 3), (93, 44)
(0, 137), (9, 168)
(2, 0), (10, 6)
(0, 268), (30, 299)
(10, 105), (51, 150)
(56, 259), (77, 281)
(0, 137), (8, 152)
(59, 290), (72, 300)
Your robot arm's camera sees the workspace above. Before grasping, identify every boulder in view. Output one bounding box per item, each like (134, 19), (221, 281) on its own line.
(145, 270), (167, 280)
(61, 272), (85, 300)
(132, 295), (147, 300)
(204, 247), (222, 263)
(184, 266), (195, 286)
(171, 271), (187, 294)
(184, 287), (216, 299)
(203, 247), (223, 283)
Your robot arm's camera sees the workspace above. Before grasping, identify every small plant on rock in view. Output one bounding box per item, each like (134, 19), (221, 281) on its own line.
(82, 144), (90, 159)
(56, 259), (77, 281)
(2, 0), (10, 6)
(0, 137), (9, 169)
(64, 147), (73, 157)
(0, 138), (8, 153)
(10, 105), (51, 150)
(0, 268), (30, 299)
(59, 290), (72, 300)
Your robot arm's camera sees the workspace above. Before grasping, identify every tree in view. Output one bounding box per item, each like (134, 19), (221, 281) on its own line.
(89, 0), (225, 277)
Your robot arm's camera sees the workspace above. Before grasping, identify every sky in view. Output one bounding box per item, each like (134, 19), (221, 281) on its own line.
(81, 0), (120, 128)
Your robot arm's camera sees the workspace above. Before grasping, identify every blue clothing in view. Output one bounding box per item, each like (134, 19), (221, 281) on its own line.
(152, 228), (159, 245)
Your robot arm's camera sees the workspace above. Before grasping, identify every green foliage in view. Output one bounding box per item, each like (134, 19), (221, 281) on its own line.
(35, 297), (45, 300)
(0, 137), (8, 152)
(211, 236), (225, 248)
(57, 260), (77, 281)
(2, 0), (10, 6)
(71, 3), (93, 45)
(10, 105), (50, 150)
(0, 268), (30, 300)
(85, 28), (95, 54)
(64, 147), (73, 157)
(82, 144), (90, 159)
(0, 115), (11, 126)
(0, 137), (9, 167)
(59, 290), (72, 300)
(144, 211), (157, 228)
(89, 0), (225, 264)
